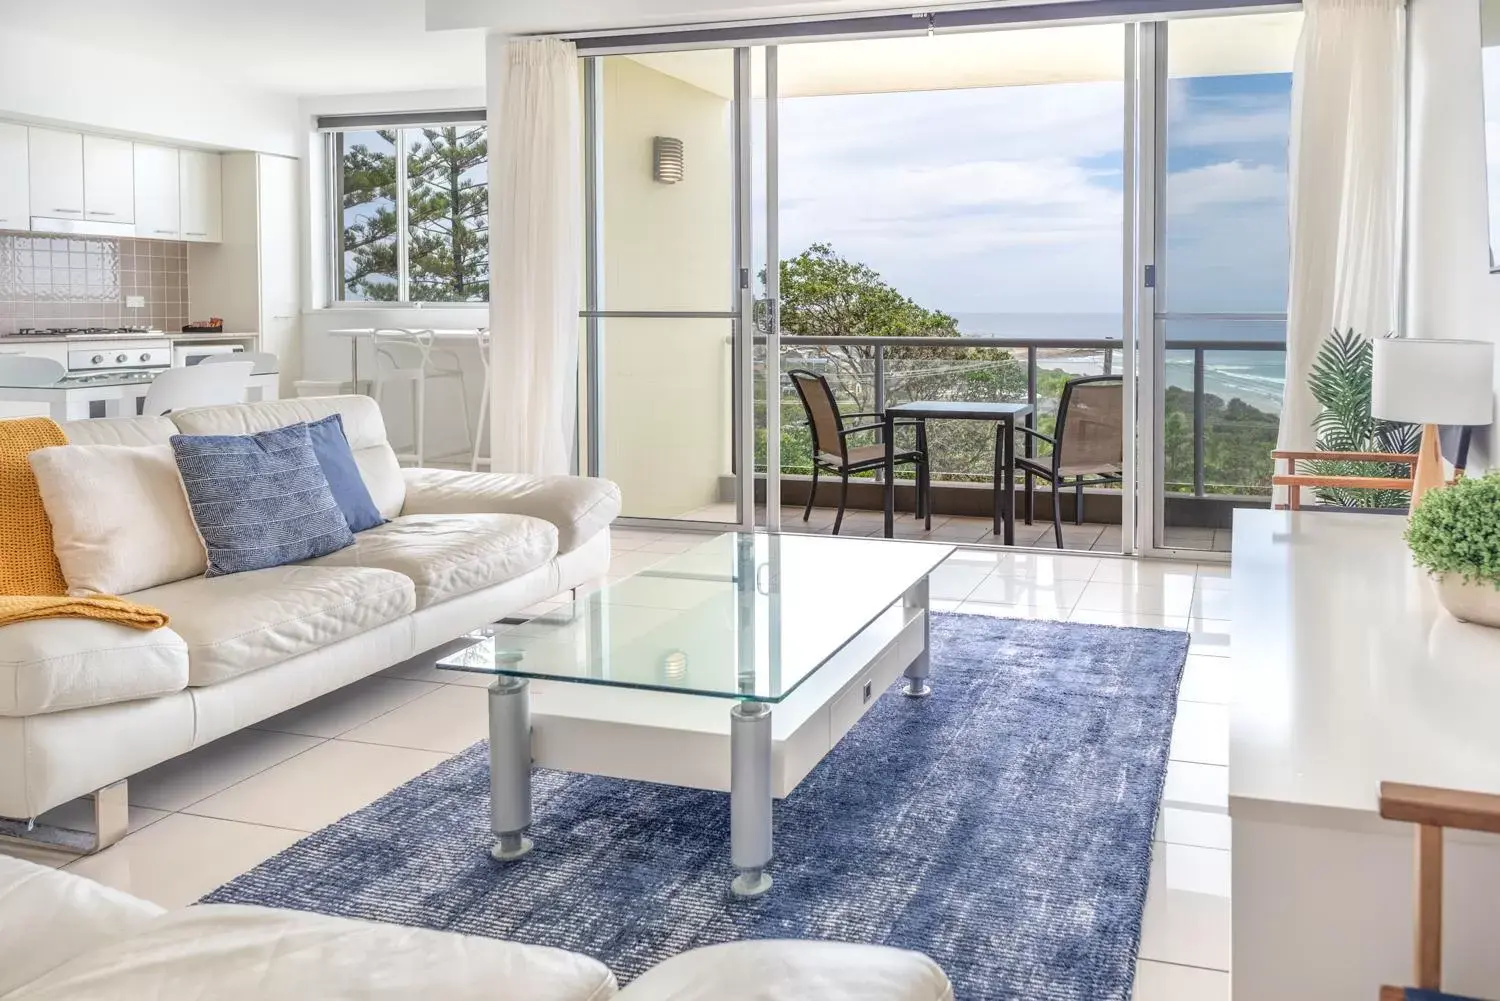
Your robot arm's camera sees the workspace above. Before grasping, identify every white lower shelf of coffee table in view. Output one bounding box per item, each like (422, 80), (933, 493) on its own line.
(526, 603), (927, 799)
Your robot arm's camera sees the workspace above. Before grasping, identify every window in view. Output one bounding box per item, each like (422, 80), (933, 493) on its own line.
(328, 117), (489, 303)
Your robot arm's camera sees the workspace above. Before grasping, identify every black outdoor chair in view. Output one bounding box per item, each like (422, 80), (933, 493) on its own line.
(788, 369), (932, 536)
(1013, 374), (1125, 549)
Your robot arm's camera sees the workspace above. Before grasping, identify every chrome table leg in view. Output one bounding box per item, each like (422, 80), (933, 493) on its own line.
(903, 575), (933, 698)
(730, 701), (774, 898)
(489, 676), (534, 861)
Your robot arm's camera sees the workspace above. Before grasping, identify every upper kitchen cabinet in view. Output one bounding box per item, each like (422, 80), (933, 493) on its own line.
(133, 143), (181, 239)
(83, 135), (134, 224)
(28, 128), (84, 220)
(0, 125), (28, 231)
(179, 149), (222, 243)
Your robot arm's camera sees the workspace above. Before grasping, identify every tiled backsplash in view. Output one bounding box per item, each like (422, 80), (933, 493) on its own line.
(0, 234), (189, 334)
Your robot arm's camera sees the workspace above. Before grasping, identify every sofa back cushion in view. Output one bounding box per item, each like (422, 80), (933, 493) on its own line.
(60, 415), (177, 447)
(169, 396), (406, 520)
(29, 443), (207, 595)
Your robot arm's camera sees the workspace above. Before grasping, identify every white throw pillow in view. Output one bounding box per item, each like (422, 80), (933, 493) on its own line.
(29, 444), (207, 596)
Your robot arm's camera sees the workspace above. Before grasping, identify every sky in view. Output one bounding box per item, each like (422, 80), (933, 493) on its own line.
(772, 71), (1293, 322)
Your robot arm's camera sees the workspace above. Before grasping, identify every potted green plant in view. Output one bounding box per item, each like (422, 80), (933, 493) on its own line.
(1406, 474), (1500, 627)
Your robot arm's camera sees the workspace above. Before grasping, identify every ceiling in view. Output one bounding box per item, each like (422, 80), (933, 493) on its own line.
(0, 0), (487, 97)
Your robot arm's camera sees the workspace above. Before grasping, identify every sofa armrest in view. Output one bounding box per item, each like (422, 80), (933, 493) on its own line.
(0, 856), (166, 996)
(401, 468), (621, 555)
(615, 941), (953, 1001)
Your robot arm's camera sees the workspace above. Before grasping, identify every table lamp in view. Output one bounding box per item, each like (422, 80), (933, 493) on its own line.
(1371, 337), (1495, 511)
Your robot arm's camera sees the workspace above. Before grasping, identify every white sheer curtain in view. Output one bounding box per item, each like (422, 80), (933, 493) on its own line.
(1277, 0), (1407, 495)
(487, 37), (582, 476)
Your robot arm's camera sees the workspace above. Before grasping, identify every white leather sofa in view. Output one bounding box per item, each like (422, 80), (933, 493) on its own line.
(0, 396), (621, 847)
(0, 856), (955, 1000)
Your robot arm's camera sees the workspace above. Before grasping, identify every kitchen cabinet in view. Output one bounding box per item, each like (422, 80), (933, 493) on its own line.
(133, 144), (180, 239)
(0, 125), (28, 231)
(83, 135), (134, 224)
(179, 149), (222, 243)
(28, 128), (84, 220)
(188, 153), (301, 395)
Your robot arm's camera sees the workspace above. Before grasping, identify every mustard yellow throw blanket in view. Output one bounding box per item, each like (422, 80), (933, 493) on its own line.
(0, 418), (168, 630)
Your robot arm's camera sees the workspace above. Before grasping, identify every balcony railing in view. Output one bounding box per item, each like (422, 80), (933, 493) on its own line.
(757, 334), (1286, 500)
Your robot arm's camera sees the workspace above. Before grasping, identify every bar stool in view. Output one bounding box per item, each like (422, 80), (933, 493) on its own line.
(370, 329), (473, 467)
(471, 327), (491, 471)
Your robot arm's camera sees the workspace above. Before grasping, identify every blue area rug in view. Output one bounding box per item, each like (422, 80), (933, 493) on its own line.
(204, 613), (1188, 1000)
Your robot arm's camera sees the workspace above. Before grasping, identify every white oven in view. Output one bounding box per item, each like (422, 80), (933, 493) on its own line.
(173, 343), (243, 367)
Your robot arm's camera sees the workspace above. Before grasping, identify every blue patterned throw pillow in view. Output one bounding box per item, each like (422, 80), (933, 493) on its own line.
(171, 423), (355, 577)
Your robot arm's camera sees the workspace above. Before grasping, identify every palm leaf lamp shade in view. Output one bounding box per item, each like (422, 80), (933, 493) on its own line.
(1371, 338), (1494, 511)
(653, 137), (684, 184)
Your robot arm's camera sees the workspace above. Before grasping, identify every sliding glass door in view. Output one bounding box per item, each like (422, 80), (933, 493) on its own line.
(1138, 13), (1301, 556)
(581, 49), (753, 528)
(579, 7), (1301, 556)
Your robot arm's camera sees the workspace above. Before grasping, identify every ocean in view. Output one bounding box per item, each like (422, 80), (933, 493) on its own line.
(951, 312), (1286, 415)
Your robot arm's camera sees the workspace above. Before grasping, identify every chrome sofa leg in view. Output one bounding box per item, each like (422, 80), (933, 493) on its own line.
(0, 779), (129, 855)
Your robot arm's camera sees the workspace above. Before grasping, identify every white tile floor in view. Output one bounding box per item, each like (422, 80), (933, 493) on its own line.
(4, 527), (1232, 998)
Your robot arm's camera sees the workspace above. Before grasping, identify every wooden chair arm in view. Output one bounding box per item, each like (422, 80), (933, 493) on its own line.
(1380, 781), (1500, 835)
(1272, 450), (1420, 463)
(1272, 474), (1414, 492)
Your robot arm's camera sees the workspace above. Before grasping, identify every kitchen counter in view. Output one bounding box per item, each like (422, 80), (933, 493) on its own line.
(0, 332), (259, 344)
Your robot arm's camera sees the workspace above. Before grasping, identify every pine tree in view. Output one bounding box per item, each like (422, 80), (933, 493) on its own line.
(341, 127), (489, 302)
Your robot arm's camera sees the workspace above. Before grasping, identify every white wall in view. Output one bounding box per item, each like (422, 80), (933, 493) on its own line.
(1407, 0), (1500, 470)
(0, 27), (299, 154)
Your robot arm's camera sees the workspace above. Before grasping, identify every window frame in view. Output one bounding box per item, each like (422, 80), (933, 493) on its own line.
(324, 115), (490, 308)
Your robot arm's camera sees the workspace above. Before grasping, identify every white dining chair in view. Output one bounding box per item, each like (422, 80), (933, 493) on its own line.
(201, 351), (280, 401)
(0, 356), (66, 387)
(370, 329), (473, 467)
(142, 361), (255, 417)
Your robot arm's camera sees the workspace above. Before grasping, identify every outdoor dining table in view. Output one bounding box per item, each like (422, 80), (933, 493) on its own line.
(881, 401), (1037, 545)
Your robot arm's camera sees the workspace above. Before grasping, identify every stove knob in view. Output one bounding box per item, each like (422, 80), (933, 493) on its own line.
(140, 353), (151, 363)
(115, 354), (128, 364)
(91, 354), (104, 364)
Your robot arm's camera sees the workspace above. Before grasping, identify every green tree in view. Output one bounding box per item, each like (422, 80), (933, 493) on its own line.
(341, 127), (489, 302)
(765, 244), (1027, 481)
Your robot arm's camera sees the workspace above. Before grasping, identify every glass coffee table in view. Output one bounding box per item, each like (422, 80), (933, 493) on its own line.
(437, 532), (954, 898)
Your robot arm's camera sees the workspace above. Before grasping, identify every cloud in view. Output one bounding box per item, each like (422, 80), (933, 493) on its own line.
(1167, 161), (1286, 213)
(764, 73), (1291, 314)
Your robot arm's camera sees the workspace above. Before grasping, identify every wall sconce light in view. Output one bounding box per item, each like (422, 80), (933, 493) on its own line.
(653, 136), (684, 184)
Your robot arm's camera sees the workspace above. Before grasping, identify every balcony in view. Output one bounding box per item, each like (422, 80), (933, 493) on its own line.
(724, 333), (1284, 553)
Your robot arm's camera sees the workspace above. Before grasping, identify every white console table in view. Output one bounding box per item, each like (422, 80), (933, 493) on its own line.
(1231, 510), (1500, 999)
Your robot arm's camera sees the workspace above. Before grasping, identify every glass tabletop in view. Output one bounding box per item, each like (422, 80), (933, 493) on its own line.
(436, 532), (954, 703)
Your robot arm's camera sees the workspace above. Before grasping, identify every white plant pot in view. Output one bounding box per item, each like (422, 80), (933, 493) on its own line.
(1434, 574), (1500, 628)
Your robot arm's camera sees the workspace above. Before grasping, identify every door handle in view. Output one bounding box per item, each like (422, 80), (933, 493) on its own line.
(88, 210), (116, 216)
(54, 208), (81, 215)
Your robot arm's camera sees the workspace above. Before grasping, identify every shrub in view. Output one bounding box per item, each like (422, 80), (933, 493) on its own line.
(1405, 474), (1500, 588)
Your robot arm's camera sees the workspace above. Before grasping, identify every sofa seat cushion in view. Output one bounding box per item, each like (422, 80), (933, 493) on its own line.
(614, 941), (952, 1001)
(129, 566), (416, 687)
(0, 858), (166, 997)
(6, 903), (617, 1001)
(303, 513), (558, 608)
(402, 468), (620, 554)
(0, 619), (188, 717)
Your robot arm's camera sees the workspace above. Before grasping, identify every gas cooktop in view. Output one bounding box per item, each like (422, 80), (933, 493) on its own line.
(13, 327), (158, 337)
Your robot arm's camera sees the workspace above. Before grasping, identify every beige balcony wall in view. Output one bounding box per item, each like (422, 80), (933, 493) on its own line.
(601, 55), (735, 519)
